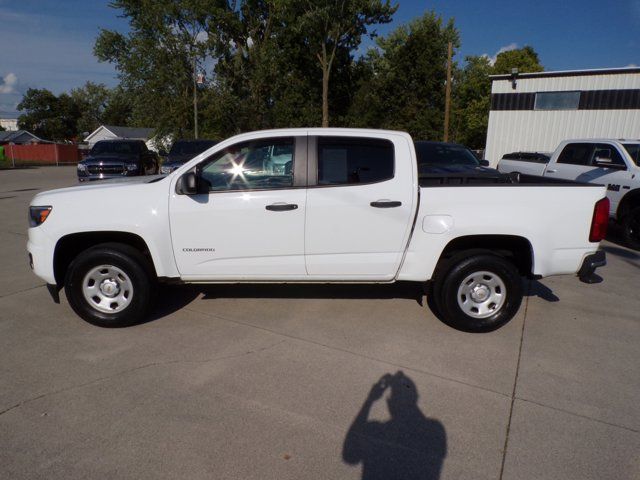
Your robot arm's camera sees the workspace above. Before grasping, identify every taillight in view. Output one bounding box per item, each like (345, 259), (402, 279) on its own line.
(589, 197), (610, 242)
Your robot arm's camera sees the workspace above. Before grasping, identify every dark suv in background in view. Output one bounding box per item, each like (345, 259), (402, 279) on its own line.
(160, 139), (218, 174)
(77, 140), (159, 182)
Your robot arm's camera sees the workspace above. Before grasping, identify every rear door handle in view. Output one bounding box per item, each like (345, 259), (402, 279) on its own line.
(370, 200), (402, 208)
(546, 169), (557, 173)
(266, 203), (298, 211)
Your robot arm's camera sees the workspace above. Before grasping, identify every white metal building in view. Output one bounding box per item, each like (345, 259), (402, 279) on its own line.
(84, 125), (157, 151)
(484, 67), (640, 165)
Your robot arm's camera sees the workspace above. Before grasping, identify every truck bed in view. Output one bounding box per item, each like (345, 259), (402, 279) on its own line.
(418, 172), (591, 187)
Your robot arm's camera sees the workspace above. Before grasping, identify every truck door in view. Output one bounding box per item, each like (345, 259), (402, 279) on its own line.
(548, 143), (631, 214)
(575, 144), (632, 215)
(304, 135), (415, 280)
(169, 136), (308, 279)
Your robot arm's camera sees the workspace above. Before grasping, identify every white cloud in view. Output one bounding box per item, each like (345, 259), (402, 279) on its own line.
(483, 43), (518, 66)
(626, 63), (638, 68)
(0, 72), (17, 94)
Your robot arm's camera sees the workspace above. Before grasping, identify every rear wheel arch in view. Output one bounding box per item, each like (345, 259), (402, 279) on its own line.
(432, 234), (534, 279)
(54, 232), (156, 286)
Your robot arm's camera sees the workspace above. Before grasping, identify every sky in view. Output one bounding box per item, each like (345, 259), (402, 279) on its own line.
(1, 0), (639, 118)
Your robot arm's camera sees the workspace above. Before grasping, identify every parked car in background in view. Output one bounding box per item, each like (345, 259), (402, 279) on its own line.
(498, 139), (640, 248)
(77, 140), (159, 181)
(414, 141), (510, 184)
(160, 139), (218, 174)
(500, 151), (551, 166)
(29, 129), (608, 333)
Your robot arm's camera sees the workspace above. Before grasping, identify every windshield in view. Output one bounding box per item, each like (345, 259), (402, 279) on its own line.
(414, 142), (479, 167)
(91, 142), (138, 155)
(170, 141), (216, 156)
(623, 144), (640, 166)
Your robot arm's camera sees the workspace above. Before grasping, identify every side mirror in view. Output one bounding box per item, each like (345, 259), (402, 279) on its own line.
(480, 159), (490, 167)
(178, 171), (199, 195)
(595, 157), (625, 169)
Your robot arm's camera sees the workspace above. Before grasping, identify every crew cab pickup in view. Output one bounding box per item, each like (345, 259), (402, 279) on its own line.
(28, 129), (609, 332)
(498, 139), (640, 248)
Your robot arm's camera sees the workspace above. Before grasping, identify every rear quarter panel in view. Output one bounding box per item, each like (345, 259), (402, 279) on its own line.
(398, 184), (606, 281)
(497, 159), (547, 176)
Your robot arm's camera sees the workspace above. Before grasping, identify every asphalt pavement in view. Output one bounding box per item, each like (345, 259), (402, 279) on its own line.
(0, 166), (638, 479)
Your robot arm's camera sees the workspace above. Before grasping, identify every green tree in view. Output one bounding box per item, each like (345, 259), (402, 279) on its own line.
(17, 88), (81, 141)
(348, 11), (459, 140)
(451, 46), (543, 149)
(451, 55), (492, 148)
(285, 0), (396, 127)
(493, 45), (543, 74)
(94, 0), (225, 138)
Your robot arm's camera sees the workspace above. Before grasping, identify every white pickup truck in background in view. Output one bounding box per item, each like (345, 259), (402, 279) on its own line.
(28, 129), (609, 332)
(498, 139), (640, 248)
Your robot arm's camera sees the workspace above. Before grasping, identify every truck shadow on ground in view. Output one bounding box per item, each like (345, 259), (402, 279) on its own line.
(343, 371), (447, 480)
(148, 279), (560, 324)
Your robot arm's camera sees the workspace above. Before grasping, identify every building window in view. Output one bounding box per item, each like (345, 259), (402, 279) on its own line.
(534, 91), (580, 110)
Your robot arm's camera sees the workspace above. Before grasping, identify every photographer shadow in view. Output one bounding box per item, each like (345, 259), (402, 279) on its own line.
(343, 371), (446, 480)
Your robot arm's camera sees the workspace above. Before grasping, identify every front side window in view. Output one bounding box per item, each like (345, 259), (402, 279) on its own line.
(317, 137), (394, 185)
(199, 138), (294, 191)
(557, 143), (594, 166)
(534, 91), (580, 110)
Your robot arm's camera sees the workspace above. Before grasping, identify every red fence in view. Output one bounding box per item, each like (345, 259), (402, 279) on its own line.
(3, 144), (81, 165)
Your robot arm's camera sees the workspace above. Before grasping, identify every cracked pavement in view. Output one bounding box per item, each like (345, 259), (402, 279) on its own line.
(1, 166), (639, 479)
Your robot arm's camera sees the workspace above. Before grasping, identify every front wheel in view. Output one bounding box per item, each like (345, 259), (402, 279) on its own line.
(64, 243), (155, 327)
(433, 254), (523, 332)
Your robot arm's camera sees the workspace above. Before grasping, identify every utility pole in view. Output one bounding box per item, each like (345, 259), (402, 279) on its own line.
(443, 41), (453, 142)
(193, 53), (198, 140)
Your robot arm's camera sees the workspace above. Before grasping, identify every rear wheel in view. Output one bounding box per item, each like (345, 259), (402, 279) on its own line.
(432, 253), (523, 332)
(64, 243), (155, 327)
(621, 207), (640, 250)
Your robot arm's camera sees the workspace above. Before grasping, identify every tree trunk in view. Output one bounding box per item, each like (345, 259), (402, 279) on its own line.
(322, 63), (329, 127)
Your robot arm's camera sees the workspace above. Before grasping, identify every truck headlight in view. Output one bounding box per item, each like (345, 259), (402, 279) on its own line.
(126, 163), (138, 171)
(77, 163), (86, 171)
(29, 206), (52, 227)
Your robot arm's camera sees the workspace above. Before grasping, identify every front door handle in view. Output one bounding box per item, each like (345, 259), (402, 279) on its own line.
(266, 203), (298, 211)
(370, 200), (402, 208)
(546, 169), (557, 173)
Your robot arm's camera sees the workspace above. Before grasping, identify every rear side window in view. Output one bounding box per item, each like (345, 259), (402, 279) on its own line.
(317, 137), (394, 185)
(557, 143), (594, 166)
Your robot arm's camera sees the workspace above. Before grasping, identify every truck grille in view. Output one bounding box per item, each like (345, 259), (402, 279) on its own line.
(87, 164), (125, 175)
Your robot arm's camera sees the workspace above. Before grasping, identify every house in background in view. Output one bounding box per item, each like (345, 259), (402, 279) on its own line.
(0, 118), (18, 131)
(84, 125), (159, 151)
(485, 67), (640, 165)
(0, 130), (43, 145)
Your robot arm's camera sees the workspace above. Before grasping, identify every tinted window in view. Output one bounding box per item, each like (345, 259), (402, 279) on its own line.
(199, 138), (294, 191)
(415, 142), (479, 170)
(592, 144), (626, 167)
(557, 143), (594, 166)
(317, 137), (394, 185)
(535, 91), (580, 110)
(170, 140), (217, 155)
(91, 141), (138, 155)
(623, 143), (640, 166)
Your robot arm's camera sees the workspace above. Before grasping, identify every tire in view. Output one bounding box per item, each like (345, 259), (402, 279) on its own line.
(621, 207), (640, 250)
(433, 253), (523, 332)
(64, 243), (155, 327)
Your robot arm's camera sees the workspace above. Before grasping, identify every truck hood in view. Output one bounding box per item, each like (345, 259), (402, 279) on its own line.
(31, 175), (167, 204)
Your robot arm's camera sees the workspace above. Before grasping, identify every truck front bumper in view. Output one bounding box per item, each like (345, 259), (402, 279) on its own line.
(578, 251), (606, 284)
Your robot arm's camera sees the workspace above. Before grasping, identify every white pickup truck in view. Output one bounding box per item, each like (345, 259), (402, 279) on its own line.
(28, 129), (609, 332)
(498, 139), (640, 248)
